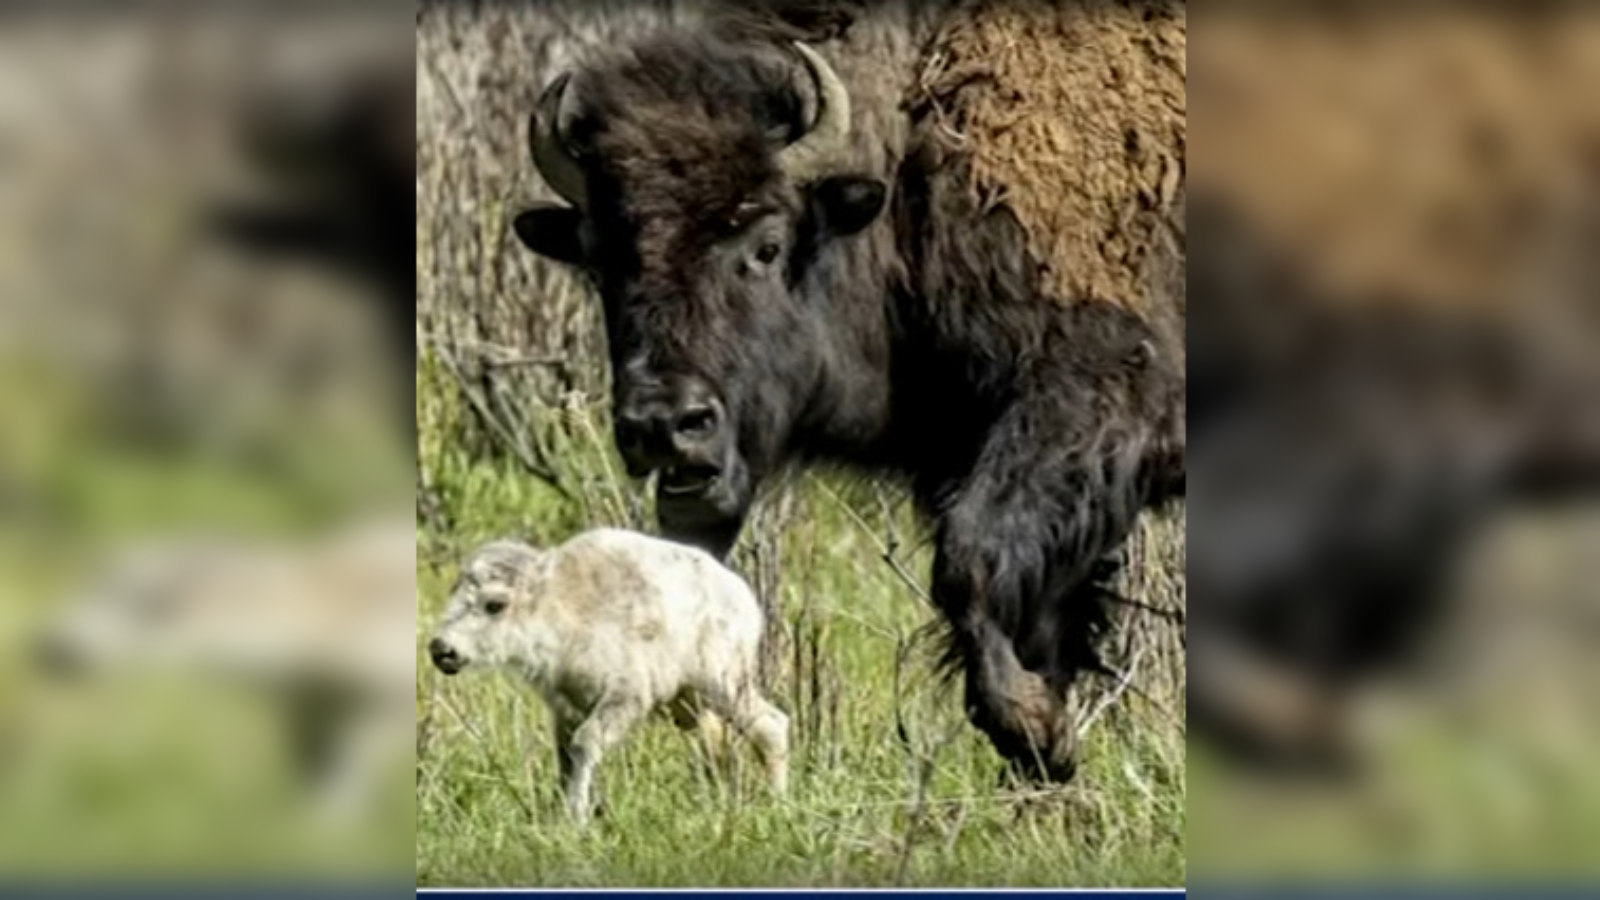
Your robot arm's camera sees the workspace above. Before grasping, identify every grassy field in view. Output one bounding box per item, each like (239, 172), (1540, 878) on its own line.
(412, 355), (1187, 887)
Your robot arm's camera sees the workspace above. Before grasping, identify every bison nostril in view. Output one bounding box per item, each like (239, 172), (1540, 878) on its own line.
(615, 416), (648, 450)
(673, 405), (719, 438)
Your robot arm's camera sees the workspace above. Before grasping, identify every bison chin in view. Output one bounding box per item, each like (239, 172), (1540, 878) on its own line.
(654, 455), (753, 561)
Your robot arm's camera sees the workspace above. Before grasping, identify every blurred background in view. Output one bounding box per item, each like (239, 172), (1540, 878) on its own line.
(29, 0), (1600, 887)
(1189, 4), (1600, 881)
(0, 4), (414, 881)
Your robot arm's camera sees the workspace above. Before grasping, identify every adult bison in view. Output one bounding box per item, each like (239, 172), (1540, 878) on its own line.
(508, 1), (1186, 783)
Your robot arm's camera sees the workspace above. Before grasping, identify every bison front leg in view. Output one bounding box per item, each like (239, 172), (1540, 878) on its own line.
(951, 608), (1078, 784)
(929, 408), (1145, 784)
(932, 533), (1080, 785)
(666, 690), (732, 786)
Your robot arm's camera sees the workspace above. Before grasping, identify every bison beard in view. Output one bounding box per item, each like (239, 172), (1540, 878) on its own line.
(510, 7), (1185, 785)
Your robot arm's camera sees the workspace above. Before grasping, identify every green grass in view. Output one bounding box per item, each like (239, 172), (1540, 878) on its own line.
(413, 357), (1186, 887)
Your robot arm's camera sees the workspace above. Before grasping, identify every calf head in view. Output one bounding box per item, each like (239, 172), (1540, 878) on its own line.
(429, 540), (545, 676)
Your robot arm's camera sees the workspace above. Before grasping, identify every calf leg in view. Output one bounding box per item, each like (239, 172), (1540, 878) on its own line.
(711, 684), (790, 797)
(667, 690), (731, 783)
(694, 709), (731, 773)
(558, 697), (644, 825)
(286, 680), (400, 822)
(552, 710), (580, 804)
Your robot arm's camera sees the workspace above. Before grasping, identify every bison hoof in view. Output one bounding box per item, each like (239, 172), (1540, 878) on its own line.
(998, 748), (1077, 787)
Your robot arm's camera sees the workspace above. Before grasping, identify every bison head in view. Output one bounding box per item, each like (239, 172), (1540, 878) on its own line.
(511, 36), (888, 557)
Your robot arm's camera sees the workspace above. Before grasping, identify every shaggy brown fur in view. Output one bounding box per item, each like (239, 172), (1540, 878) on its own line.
(917, 0), (1187, 318)
(1187, 8), (1600, 773)
(1192, 7), (1600, 311)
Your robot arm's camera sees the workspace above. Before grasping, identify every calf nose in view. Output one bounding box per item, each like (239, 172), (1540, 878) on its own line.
(428, 637), (463, 675)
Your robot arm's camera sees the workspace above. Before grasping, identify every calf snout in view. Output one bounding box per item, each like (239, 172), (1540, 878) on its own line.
(613, 375), (727, 480)
(428, 636), (465, 675)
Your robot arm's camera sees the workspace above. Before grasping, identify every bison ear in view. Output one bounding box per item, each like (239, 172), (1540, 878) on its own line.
(512, 204), (584, 266)
(811, 175), (886, 238)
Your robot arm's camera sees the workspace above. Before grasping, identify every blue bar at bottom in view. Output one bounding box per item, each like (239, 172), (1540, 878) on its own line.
(416, 892), (1184, 898)
(0, 886), (417, 900)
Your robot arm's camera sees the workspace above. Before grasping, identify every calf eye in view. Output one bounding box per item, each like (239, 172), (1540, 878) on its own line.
(483, 598), (507, 616)
(754, 241), (782, 266)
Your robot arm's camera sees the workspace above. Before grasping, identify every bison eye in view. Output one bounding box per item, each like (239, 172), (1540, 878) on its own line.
(754, 241), (782, 266)
(483, 598), (507, 616)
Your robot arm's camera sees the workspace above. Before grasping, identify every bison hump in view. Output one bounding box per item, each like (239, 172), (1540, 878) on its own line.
(915, 0), (1186, 314)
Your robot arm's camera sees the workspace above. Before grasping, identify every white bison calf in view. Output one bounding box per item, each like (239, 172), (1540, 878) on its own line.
(427, 528), (789, 824)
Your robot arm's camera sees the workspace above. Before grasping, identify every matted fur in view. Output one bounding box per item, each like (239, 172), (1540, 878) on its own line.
(1193, 7), (1600, 310)
(1187, 8), (1600, 770)
(427, 529), (789, 823)
(916, 0), (1186, 315)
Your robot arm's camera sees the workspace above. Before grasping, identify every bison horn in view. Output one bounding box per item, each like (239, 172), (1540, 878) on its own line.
(529, 71), (588, 209)
(777, 42), (851, 182)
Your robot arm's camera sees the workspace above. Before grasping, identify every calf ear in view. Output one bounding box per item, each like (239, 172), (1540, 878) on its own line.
(811, 175), (886, 238)
(512, 204), (584, 266)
